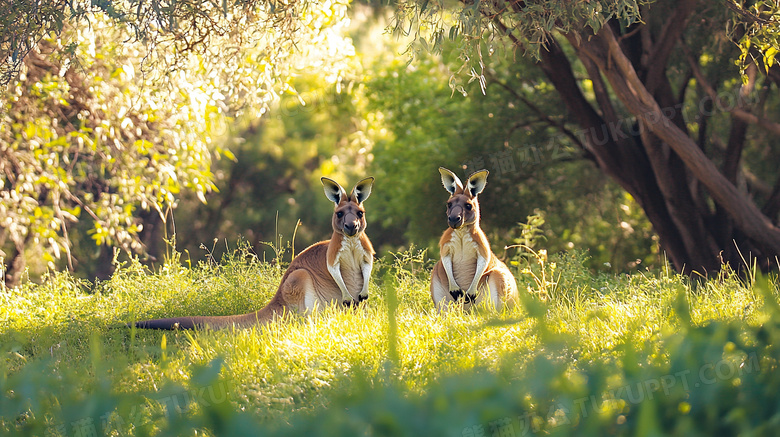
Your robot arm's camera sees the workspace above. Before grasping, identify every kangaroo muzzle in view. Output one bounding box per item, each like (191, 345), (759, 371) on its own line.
(343, 213), (360, 236)
(448, 206), (464, 229)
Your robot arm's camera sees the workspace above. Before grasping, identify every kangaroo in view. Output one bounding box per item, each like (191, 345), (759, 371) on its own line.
(430, 167), (518, 312)
(133, 177), (375, 329)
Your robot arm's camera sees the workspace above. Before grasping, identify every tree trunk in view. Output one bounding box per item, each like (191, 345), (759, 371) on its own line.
(535, 38), (697, 272)
(576, 32), (778, 272)
(518, 9), (780, 273)
(4, 234), (31, 287)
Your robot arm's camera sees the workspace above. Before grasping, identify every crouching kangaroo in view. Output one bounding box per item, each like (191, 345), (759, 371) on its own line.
(133, 177), (375, 329)
(430, 167), (518, 312)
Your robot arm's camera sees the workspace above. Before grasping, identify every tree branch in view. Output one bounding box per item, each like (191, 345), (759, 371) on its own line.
(644, 0), (699, 94)
(710, 136), (772, 196)
(487, 76), (585, 151)
(682, 43), (780, 137)
(536, 38), (620, 161)
(724, 0), (772, 25)
(580, 56), (619, 126)
(485, 7), (524, 48)
(676, 67), (694, 105)
(723, 63), (753, 184)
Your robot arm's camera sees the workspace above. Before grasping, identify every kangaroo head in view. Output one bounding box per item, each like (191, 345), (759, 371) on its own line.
(321, 176), (374, 237)
(438, 167), (488, 230)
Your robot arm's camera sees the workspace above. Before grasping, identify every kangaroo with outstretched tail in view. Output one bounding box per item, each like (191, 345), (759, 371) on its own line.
(430, 167), (518, 312)
(133, 177), (375, 329)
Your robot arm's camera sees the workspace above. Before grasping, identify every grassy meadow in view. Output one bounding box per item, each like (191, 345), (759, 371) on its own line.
(1, 243), (779, 436)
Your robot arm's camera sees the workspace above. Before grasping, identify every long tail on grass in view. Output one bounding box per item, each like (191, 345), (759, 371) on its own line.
(131, 297), (285, 330)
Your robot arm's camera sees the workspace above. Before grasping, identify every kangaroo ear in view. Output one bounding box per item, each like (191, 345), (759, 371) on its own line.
(466, 169), (489, 198)
(439, 167), (464, 195)
(350, 177), (374, 204)
(321, 177), (347, 204)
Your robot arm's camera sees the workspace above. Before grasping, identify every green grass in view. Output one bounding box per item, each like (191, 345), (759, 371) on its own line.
(1, 244), (779, 436)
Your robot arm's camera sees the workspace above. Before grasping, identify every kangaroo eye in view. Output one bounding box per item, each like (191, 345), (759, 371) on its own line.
(337, 211), (344, 218)
(357, 211), (364, 218)
(465, 203), (472, 210)
(447, 202), (452, 208)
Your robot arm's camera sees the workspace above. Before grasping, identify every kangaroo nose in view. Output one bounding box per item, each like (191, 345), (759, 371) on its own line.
(448, 216), (462, 228)
(344, 222), (357, 235)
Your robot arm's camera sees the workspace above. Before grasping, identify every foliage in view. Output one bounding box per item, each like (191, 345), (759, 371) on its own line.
(394, 0), (780, 83)
(1, 0), (353, 89)
(513, 212), (547, 252)
(142, 8), (661, 274)
(389, 0), (780, 274)
(171, 69), (372, 264)
(727, 0), (780, 76)
(1, 1), (355, 282)
(1, 19), (220, 271)
(392, 0), (643, 80)
(359, 31), (657, 270)
(4, 3), (668, 281)
(0, 243), (778, 435)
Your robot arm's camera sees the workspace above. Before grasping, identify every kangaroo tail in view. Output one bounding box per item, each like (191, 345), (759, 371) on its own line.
(132, 315), (244, 330)
(132, 304), (283, 330)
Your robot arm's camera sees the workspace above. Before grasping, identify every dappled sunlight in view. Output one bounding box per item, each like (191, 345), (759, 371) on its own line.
(3, 0), (780, 434)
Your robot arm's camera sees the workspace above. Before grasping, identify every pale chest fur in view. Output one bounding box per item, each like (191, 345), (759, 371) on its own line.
(443, 228), (479, 289)
(336, 236), (368, 294)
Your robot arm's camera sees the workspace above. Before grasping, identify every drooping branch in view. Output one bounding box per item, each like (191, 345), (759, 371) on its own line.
(484, 7), (524, 48)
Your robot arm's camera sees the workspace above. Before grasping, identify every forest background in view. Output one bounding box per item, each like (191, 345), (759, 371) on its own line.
(2, 0), (780, 283)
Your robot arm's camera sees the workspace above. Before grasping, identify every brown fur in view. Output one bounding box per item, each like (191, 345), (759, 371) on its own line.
(430, 168), (518, 311)
(133, 177), (375, 330)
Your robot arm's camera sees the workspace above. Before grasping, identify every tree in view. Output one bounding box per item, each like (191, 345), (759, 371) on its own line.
(172, 72), (374, 265)
(1, 1), (354, 284)
(361, 32), (657, 271)
(396, 0), (780, 274)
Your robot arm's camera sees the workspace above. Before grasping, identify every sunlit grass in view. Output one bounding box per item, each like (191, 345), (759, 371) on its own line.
(1, 246), (777, 435)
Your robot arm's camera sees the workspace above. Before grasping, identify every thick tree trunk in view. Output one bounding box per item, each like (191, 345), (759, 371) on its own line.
(478, 0), (780, 272)
(536, 38), (696, 272)
(523, 12), (780, 273)
(564, 25), (780, 272)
